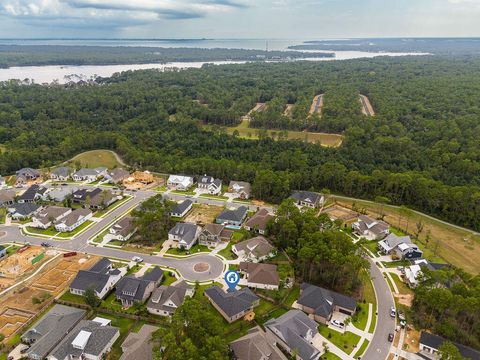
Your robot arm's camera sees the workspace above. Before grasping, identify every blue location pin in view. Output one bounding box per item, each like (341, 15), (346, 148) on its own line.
(224, 270), (240, 292)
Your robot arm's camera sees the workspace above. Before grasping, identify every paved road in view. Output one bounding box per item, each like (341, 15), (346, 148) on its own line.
(363, 257), (396, 360)
(0, 191), (225, 282)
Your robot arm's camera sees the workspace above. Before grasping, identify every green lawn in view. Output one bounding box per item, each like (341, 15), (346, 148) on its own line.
(319, 352), (342, 360)
(26, 226), (59, 236)
(0, 208), (5, 224)
(171, 189), (196, 196)
(353, 339), (370, 358)
(166, 244), (210, 255)
(217, 242), (237, 260)
(352, 302), (370, 331)
(95, 196), (131, 217)
(6, 245), (21, 255)
(318, 325), (361, 355)
(56, 220), (94, 237)
(199, 193), (229, 201)
(59, 291), (86, 304)
(155, 186), (167, 192)
(390, 272), (414, 296)
(232, 231), (245, 242)
(362, 240), (380, 255)
(360, 269), (376, 304)
(93, 312), (135, 360)
(284, 285), (301, 306)
(68, 149), (122, 168)
(93, 228), (109, 243)
(381, 260), (410, 268)
(368, 303), (377, 333)
(108, 239), (125, 246)
(162, 271), (178, 286)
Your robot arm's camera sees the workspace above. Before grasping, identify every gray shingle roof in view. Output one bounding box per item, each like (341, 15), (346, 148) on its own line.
(120, 324), (158, 360)
(16, 168), (40, 178)
(23, 305), (86, 360)
(233, 236), (275, 260)
(52, 167), (73, 178)
(70, 258), (115, 293)
(298, 283), (357, 318)
(0, 189), (15, 203)
(204, 286), (259, 318)
(290, 191), (322, 206)
(142, 267), (164, 283)
(49, 320), (119, 359)
(265, 310), (320, 360)
(19, 184), (47, 202)
(147, 285), (188, 314)
(171, 199), (193, 215)
(115, 276), (151, 302)
(420, 332), (480, 360)
(8, 202), (42, 217)
(57, 208), (91, 227)
(168, 222), (199, 246)
(217, 206), (248, 223)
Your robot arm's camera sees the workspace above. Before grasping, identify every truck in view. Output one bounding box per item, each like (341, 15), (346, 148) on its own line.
(63, 252), (77, 258)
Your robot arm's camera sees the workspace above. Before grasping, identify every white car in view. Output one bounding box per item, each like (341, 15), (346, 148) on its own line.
(390, 306), (396, 318)
(331, 319), (344, 328)
(132, 256), (143, 262)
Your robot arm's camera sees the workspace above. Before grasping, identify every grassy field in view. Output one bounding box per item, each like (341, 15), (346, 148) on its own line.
(353, 339), (370, 358)
(206, 119), (343, 147)
(67, 150), (123, 169)
(333, 196), (480, 274)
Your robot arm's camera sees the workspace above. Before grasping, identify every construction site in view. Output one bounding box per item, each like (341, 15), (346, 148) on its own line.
(359, 94), (375, 116)
(309, 94), (324, 116)
(0, 247), (98, 341)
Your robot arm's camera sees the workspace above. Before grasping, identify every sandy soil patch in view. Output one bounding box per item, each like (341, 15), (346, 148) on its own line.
(359, 94), (375, 116)
(193, 263), (210, 272)
(184, 204), (223, 225)
(283, 104), (294, 117)
(394, 293), (413, 307)
(308, 94), (324, 115)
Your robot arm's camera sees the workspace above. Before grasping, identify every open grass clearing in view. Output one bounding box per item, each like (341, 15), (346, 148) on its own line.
(66, 149), (123, 169)
(333, 196), (480, 274)
(352, 302), (369, 331)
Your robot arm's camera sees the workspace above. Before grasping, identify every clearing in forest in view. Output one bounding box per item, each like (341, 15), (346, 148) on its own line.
(66, 149), (124, 169)
(331, 196), (480, 275)
(283, 104), (294, 117)
(359, 94), (375, 116)
(308, 94), (324, 116)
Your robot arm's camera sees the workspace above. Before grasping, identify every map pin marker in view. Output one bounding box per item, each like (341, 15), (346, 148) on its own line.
(224, 270), (240, 292)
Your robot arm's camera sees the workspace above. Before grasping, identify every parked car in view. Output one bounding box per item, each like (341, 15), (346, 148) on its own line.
(331, 319), (345, 328)
(390, 306), (396, 318)
(388, 333), (394, 342)
(20, 346), (30, 354)
(132, 256), (143, 262)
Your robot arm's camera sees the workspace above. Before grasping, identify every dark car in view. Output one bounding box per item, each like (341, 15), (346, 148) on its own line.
(388, 333), (394, 342)
(20, 346), (30, 354)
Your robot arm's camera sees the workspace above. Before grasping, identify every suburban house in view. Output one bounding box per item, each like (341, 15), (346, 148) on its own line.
(244, 208), (274, 235)
(352, 214), (390, 240)
(168, 222), (202, 250)
(419, 332), (480, 360)
(170, 199), (193, 217)
(378, 233), (423, 260)
(228, 181), (251, 199)
(16, 167), (40, 180)
(230, 326), (288, 360)
(50, 167), (73, 181)
(296, 283), (357, 324)
(107, 168), (130, 184)
(404, 259), (448, 287)
(197, 175), (222, 195)
(22, 304), (86, 360)
(0, 189), (15, 207)
(216, 206), (248, 226)
(265, 310), (320, 360)
(45, 187), (78, 202)
(204, 286), (260, 323)
(167, 175), (194, 191)
(7, 203), (42, 220)
(72, 187), (117, 210)
(69, 258), (126, 299)
(239, 262), (280, 290)
(55, 208), (92, 232)
(120, 324), (159, 360)
(232, 236), (276, 262)
(15, 175), (27, 187)
(18, 184), (48, 203)
(290, 191), (324, 209)
(147, 281), (195, 317)
(115, 267), (164, 307)
(72, 167), (107, 182)
(109, 216), (137, 241)
(0, 245), (6, 258)
(198, 223), (233, 248)
(31, 206), (72, 229)
(72, 187), (102, 204)
(47, 319), (120, 360)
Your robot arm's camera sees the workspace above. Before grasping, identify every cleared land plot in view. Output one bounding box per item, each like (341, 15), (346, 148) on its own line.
(0, 247), (47, 290)
(67, 149), (123, 168)
(283, 104), (294, 117)
(0, 254), (98, 341)
(322, 205), (359, 222)
(308, 94), (324, 116)
(184, 204), (224, 225)
(217, 118), (343, 147)
(248, 102), (267, 115)
(359, 94), (375, 116)
(333, 196), (480, 274)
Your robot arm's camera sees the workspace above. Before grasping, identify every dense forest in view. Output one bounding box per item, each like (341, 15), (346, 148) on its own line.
(0, 45), (332, 68)
(1, 57), (480, 231)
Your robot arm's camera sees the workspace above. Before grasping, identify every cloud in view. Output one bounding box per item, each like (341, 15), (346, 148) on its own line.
(0, 0), (249, 30)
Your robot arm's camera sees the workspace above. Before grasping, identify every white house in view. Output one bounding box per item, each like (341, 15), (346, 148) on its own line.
(55, 208), (92, 233)
(197, 175), (222, 195)
(168, 223), (202, 250)
(31, 206), (72, 229)
(167, 175), (194, 191)
(72, 167), (108, 183)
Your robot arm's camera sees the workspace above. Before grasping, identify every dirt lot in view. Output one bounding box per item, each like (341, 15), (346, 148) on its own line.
(249, 103), (266, 115)
(184, 204), (224, 225)
(360, 94), (375, 116)
(403, 328), (421, 353)
(308, 94), (324, 115)
(0, 247), (47, 290)
(0, 253), (98, 342)
(395, 293), (413, 307)
(123, 176), (163, 190)
(322, 205), (359, 222)
(283, 104), (294, 117)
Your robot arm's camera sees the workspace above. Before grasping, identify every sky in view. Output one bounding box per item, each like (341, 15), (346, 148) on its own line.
(1, 0), (480, 39)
